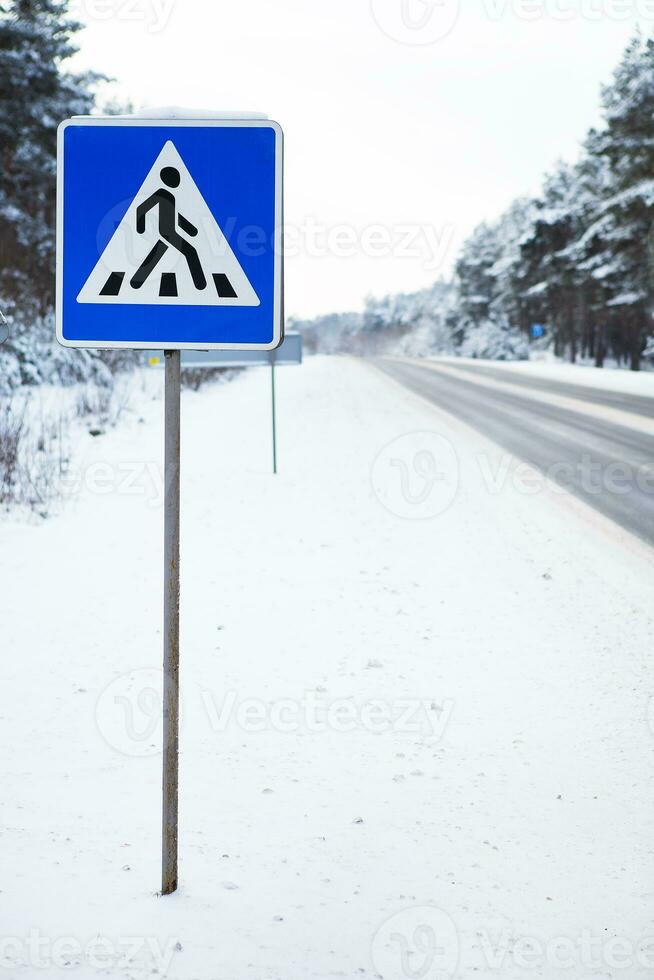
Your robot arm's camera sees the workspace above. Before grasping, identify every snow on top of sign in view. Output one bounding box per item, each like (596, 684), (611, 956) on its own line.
(134, 106), (269, 119)
(73, 108), (270, 121)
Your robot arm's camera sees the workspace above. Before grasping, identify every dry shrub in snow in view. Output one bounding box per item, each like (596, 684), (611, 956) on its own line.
(75, 376), (131, 432)
(181, 367), (242, 392)
(0, 397), (71, 516)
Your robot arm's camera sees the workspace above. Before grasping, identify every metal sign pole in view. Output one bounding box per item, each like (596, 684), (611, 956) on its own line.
(271, 357), (278, 475)
(162, 349), (181, 895)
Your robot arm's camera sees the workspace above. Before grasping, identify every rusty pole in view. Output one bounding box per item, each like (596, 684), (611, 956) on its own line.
(162, 349), (180, 895)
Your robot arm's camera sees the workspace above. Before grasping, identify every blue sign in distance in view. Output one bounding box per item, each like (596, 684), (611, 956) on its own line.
(56, 116), (283, 350)
(531, 323), (545, 339)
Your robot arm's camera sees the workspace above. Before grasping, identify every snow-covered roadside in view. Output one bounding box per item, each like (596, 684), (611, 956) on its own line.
(433, 355), (654, 397)
(0, 355), (652, 980)
(0, 369), (156, 516)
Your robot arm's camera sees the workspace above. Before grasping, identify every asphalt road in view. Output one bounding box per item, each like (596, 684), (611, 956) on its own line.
(375, 357), (654, 546)
(446, 360), (654, 419)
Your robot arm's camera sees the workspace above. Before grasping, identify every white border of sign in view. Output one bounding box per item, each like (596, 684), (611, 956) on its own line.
(56, 116), (284, 351)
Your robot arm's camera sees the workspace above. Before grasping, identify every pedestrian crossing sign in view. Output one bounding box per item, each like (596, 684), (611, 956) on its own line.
(56, 116), (283, 350)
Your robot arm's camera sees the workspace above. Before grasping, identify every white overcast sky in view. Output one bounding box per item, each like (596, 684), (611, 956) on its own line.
(68, 0), (650, 318)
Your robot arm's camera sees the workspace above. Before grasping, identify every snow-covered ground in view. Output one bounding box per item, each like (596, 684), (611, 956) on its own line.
(0, 355), (652, 980)
(435, 355), (654, 396)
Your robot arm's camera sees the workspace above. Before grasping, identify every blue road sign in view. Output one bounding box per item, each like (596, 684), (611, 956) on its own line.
(531, 323), (545, 339)
(56, 117), (283, 350)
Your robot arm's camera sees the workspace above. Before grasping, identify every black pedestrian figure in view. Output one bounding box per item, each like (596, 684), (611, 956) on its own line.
(130, 166), (207, 290)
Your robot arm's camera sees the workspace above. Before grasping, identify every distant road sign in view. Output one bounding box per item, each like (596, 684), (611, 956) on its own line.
(531, 323), (545, 339)
(146, 331), (302, 368)
(56, 116), (283, 350)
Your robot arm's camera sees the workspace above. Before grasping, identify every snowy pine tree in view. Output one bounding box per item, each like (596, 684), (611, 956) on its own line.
(455, 222), (501, 328)
(0, 0), (99, 311)
(589, 33), (654, 369)
(454, 200), (534, 358)
(460, 314), (528, 361)
(520, 162), (588, 362)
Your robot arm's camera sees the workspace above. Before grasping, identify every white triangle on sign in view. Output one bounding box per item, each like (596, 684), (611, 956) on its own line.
(77, 140), (260, 307)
